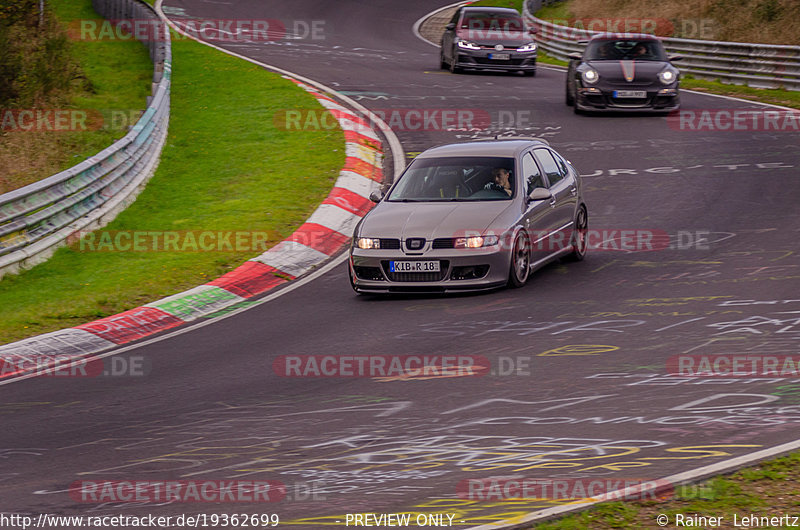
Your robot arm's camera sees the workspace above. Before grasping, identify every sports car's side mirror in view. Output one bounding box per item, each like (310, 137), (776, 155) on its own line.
(369, 190), (384, 203)
(568, 53), (582, 61)
(668, 54), (683, 62)
(528, 187), (552, 201)
(445, 23), (456, 31)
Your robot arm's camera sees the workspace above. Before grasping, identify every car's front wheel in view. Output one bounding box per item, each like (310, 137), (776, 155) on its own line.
(565, 78), (575, 106)
(449, 49), (462, 74)
(507, 231), (530, 288)
(440, 47), (448, 69)
(565, 205), (588, 261)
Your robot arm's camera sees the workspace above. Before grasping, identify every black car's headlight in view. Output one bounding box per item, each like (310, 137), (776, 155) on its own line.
(457, 39), (480, 50)
(658, 67), (679, 84)
(516, 42), (537, 52)
(355, 238), (380, 249)
(581, 68), (599, 84)
(454, 235), (499, 249)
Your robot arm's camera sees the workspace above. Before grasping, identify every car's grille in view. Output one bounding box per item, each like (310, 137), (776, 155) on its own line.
(473, 57), (526, 66)
(381, 261), (449, 282)
(354, 266), (385, 281)
(450, 265), (489, 280)
(432, 238), (455, 249)
(379, 238), (401, 249)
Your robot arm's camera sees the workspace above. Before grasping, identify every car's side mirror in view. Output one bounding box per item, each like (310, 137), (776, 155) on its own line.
(369, 190), (384, 203)
(568, 53), (582, 61)
(668, 54), (683, 62)
(528, 27), (538, 35)
(445, 23), (456, 31)
(528, 187), (552, 201)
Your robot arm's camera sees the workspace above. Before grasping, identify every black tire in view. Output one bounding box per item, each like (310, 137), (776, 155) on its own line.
(440, 47), (448, 69)
(564, 205), (588, 262)
(449, 49), (462, 74)
(507, 231), (531, 288)
(523, 69), (536, 77)
(565, 80), (575, 106)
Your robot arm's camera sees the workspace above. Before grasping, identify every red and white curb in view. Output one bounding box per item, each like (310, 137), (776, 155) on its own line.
(0, 80), (387, 376)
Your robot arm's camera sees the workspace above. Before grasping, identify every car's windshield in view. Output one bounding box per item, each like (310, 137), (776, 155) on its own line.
(585, 39), (666, 61)
(387, 156), (516, 202)
(461, 13), (524, 33)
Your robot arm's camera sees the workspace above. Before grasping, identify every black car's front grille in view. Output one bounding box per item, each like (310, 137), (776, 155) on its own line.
(432, 238), (455, 249)
(379, 238), (401, 249)
(382, 261), (449, 282)
(354, 266), (385, 281)
(473, 57), (526, 66)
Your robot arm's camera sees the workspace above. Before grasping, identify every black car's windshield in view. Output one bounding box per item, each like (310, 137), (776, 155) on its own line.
(585, 39), (667, 61)
(461, 13), (524, 33)
(387, 156), (516, 202)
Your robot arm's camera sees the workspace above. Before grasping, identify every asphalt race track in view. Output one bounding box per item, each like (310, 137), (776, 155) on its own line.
(2, 1), (800, 528)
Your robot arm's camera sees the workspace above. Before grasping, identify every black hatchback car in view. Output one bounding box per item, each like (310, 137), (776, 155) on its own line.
(566, 33), (681, 113)
(440, 6), (538, 76)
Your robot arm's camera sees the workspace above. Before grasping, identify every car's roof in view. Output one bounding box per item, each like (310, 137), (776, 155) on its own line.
(417, 139), (550, 159)
(588, 33), (661, 41)
(461, 6), (522, 15)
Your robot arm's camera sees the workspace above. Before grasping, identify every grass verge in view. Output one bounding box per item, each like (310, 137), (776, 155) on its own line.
(0, 24), (344, 345)
(530, 452), (800, 528)
(0, 0), (153, 193)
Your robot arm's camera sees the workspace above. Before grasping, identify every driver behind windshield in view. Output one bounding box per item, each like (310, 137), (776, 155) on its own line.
(484, 168), (513, 196)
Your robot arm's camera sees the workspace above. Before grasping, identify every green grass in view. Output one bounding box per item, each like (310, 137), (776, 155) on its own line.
(533, 2), (573, 20)
(0, 35), (344, 344)
(529, 452), (800, 528)
(0, 0), (153, 192)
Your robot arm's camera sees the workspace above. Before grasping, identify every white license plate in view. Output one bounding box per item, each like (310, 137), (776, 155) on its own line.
(390, 261), (440, 273)
(613, 90), (647, 98)
(489, 53), (510, 60)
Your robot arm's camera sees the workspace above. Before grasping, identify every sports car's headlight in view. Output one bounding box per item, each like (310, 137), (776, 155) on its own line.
(356, 238), (380, 249)
(658, 67), (678, 84)
(516, 42), (537, 52)
(457, 39), (480, 50)
(454, 235), (499, 248)
(582, 68), (599, 84)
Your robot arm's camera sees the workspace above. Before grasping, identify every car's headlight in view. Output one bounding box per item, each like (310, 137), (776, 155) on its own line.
(455, 235), (499, 248)
(516, 42), (537, 52)
(582, 68), (599, 84)
(658, 67), (678, 84)
(355, 238), (380, 249)
(457, 39), (480, 50)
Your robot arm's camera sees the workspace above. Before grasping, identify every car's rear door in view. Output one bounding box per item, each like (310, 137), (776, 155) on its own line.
(532, 148), (576, 253)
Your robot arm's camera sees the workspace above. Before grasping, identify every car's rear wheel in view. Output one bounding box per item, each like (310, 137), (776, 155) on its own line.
(564, 205), (588, 261)
(507, 231), (530, 288)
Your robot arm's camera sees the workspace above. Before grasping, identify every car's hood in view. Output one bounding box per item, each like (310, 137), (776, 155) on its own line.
(359, 201), (512, 240)
(457, 29), (530, 47)
(587, 60), (666, 84)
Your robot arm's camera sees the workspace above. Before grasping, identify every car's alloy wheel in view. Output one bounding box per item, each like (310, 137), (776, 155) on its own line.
(565, 206), (588, 261)
(449, 49), (462, 74)
(508, 231), (530, 288)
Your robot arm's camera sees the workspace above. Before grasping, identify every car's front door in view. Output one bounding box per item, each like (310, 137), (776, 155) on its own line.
(532, 148), (576, 253)
(518, 151), (553, 262)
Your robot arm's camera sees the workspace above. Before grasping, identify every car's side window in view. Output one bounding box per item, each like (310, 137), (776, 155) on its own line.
(522, 152), (545, 194)
(533, 149), (564, 186)
(552, 151), (571, 178)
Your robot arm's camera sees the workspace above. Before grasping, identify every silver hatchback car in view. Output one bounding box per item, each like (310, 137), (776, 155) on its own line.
(348, 139), (588, 293)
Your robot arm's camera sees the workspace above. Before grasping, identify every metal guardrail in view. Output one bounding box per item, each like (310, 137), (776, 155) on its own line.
(524, 0), (800, 91)
(0, 0), (171, 279)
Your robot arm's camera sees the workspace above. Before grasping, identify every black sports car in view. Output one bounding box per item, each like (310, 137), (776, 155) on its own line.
(566, 33), (681, 113)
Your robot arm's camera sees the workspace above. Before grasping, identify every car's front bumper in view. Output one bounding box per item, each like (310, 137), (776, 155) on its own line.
(455, 49), (537, 72)
(349, 246), (512, 293)
(576, 86), (680, 112)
